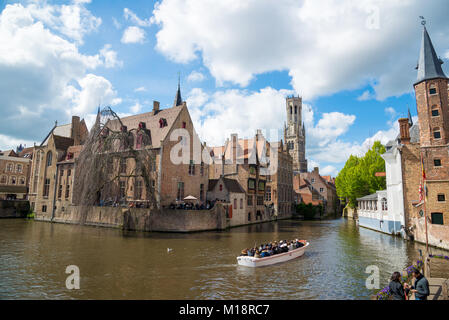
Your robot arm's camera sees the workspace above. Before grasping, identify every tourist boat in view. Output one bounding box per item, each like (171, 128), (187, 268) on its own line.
(237, 241), (309, 267)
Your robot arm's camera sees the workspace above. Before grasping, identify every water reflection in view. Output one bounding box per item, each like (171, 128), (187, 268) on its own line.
(0, 218), (447, 300)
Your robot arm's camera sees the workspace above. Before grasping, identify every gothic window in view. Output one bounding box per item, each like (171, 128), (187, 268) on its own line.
(188, 160), (195, 175)
(46, 152), (52, 167)
(119, 180), (126, 199)
(177, 182), (184, 201)
(120, 158), (127, 174)
(290, 106), (292, 114)
(43, 178), (50, 197)
(58, 185), (62, 199)
(295, 106), (297, 114)
(135, 180), (143, 200)
(200, 184), (204, 201)
(433, 128), (441, 139)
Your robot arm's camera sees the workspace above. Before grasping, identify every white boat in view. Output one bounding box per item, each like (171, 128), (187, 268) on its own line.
(237, 242), (309, 267)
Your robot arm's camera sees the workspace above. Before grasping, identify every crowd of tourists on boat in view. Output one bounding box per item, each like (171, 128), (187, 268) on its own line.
(240, 239), (306, 258)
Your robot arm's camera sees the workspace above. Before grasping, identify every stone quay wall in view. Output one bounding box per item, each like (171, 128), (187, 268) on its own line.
(0, 200), (30, 218)
(35, 204), (228, 233)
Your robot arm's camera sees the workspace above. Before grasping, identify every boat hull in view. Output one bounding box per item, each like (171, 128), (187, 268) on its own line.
(237, 242), (309, 267)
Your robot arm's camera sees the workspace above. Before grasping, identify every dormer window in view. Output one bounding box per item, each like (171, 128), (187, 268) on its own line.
(159, 118), (168, 128)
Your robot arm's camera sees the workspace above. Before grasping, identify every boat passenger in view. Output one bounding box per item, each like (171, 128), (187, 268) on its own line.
(240, 249), (248, 256)
(260, 249), (270, 258)
(254, 250), (261, 259)
(247, 248), (255, 257)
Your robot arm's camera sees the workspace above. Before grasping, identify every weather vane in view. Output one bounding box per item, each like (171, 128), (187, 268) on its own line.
(419, 16), (426, 26)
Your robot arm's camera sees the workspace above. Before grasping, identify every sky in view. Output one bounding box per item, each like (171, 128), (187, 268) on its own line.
(1, 0), (449, 177)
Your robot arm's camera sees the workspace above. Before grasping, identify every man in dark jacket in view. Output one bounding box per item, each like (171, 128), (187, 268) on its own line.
(410, 269), (430, 300)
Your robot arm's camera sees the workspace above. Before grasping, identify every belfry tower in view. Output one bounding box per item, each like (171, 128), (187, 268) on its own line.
(284, 95), (307, 173)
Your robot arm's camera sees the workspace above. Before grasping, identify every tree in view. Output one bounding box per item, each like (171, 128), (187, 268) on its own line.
(335, 141), (386, 208)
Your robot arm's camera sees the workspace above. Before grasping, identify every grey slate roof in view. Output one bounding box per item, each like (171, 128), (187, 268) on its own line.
(208, 178), (245, 194)
(415, 27), (448, 84)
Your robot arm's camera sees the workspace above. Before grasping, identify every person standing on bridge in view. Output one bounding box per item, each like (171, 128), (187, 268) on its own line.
(406, 268), (430, 300)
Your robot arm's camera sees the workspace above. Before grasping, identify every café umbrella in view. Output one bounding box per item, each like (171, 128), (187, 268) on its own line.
(183, 195), (197, 201)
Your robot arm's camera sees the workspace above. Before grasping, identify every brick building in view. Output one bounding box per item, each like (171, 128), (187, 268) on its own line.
(30, 116), (88, 219)
(296, 167), (339, 216)
(386, 25), (449, 250)
(267, 140), (294, 218)
(208, 130), (293, 223)
(0, 153), (31, 200)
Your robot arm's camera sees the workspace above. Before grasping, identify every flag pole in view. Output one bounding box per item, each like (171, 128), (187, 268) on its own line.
(420, 151), (429, 253)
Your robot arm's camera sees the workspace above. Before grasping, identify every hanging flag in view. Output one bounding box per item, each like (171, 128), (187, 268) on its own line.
(421, 156), (426, 180)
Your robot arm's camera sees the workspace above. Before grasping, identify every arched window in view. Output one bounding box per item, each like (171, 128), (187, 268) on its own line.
(0, 175), (6, 184)
(10, 176), (16, 185)
(16, 164), (23, 173)
(6, 163), (13, 172)
(46, 152), (53, 167)
(19, 176), (25, 185)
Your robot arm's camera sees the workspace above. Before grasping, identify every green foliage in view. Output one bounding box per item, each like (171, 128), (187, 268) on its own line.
(296, 203), (323, 220)
(336, 141), (386, 208)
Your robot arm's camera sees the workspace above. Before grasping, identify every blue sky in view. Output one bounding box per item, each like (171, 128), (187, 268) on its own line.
(1, 0), (448, 176)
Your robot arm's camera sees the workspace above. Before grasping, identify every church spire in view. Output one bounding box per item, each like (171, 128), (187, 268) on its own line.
(415, 23), (448, 84)
(407, 107), (413, 127)
(174, 73), (183, 107)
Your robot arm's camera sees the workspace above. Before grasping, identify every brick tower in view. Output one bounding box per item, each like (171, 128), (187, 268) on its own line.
(284, 95), (307, 173)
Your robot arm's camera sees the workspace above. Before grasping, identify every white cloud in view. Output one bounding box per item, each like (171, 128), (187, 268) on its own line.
(121, 26), (145, 44)
(187, 70), (205, 82)
(0, 2), (120, 144)
(124, 8), (151, 27)
(357, 90), (374, 101)
(0, 134), (34, 152)
(134, 86), (147, 92)
(25, 0), (101, 44)
(130, 101), (142, 113)
(152, 0), (449, 100)
(112, 17), (121, 29)
(100, 44), (123, 68)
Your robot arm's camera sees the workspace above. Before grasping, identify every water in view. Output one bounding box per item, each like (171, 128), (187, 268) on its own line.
(0, 218), (448, 300)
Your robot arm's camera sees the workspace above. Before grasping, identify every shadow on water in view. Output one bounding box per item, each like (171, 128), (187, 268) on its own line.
(0, 218), (447, 299)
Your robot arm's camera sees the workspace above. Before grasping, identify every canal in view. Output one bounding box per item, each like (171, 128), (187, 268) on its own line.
(1, 218), (448, 299)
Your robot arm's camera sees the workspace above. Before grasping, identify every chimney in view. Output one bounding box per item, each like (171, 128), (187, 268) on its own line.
(153, 101), (160, 113)
(231, 133), (238, 163)
(71, 116), (80, 145)
(398, 118), (410, 144)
